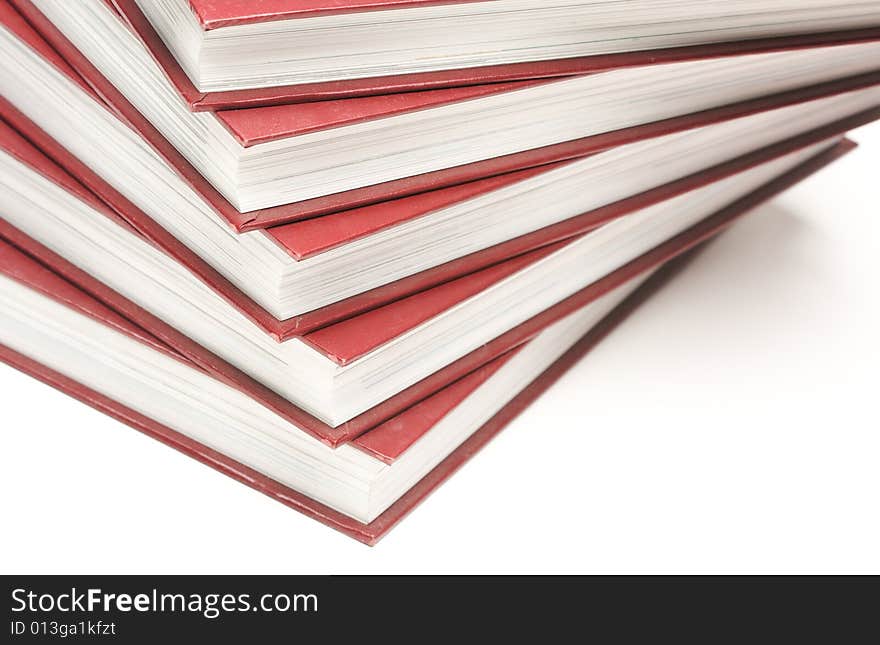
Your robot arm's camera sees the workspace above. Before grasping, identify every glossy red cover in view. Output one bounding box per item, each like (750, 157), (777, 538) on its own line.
(0, 238), (707, 545)
(10, 0), (880, 230)
(111, 0), (880, 110)
(1, 139), (854, 450)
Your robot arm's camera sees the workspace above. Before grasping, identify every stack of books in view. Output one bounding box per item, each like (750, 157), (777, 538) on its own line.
(1, 0), (878, 544)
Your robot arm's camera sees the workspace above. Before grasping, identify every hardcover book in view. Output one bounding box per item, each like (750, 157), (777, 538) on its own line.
(117, 0), (880, 109)
(7, 0), (880, 228)
(0, 229), (697, 544)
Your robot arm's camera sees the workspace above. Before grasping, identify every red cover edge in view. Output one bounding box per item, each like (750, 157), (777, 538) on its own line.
(112, 0), (880, 110)
(10, 0), (880, 230)
(269, 163), (565, 260)
(0, 239), (706, 545)
(352, 347), (520, 463)
(215, 80), (550, 147)
(0, 237), (177, 359)
(0, 139), (853, 448)
(189, 0), (487, 28)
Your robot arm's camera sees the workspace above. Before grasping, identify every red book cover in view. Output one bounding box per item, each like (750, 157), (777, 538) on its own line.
(8, 0), (880, 231)
(0, 234), (709, 545)
(352, 349), (519, 464)
(112, 0), (880, 111)
(188, 0), (482, 25)
(0, 138), (856, 449)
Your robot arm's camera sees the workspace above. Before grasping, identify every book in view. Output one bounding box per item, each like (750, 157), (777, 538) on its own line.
(0, 231), (691, 543)
(0, 0), (868, 545)
(0, 131), (855, 443)
(3, 5), (879, 324)
(116, 0), (880, 109)
(8, 0), (880, 226)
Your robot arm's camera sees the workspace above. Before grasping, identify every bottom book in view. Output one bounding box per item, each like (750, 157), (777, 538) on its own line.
(0, 139), (853, 544)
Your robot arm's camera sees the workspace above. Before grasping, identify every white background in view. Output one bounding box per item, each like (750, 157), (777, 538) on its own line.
(1, 122), (878, 575)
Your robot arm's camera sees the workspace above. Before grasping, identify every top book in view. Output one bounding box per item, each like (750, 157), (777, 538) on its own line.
(124, 0), (880, 107)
